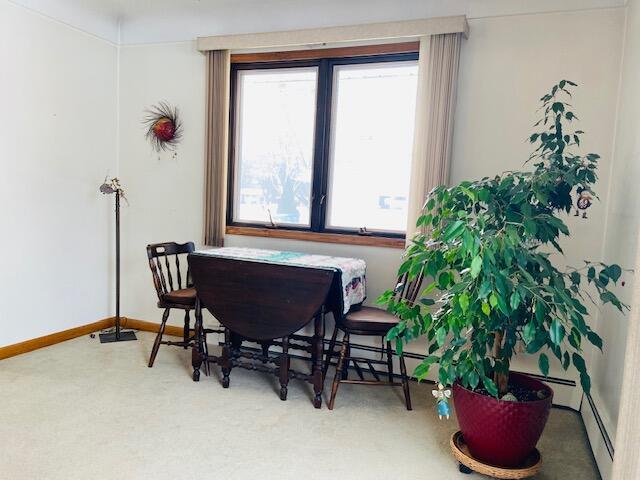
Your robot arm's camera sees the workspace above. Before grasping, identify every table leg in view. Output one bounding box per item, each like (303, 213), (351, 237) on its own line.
(221, 328), (231, 388)
(191, 298), (204, 382)
(279, 336), (290, 401)
(312, 309), (325, 408)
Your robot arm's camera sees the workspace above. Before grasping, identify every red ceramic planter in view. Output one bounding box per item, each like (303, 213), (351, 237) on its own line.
(452, 372), (553, 468)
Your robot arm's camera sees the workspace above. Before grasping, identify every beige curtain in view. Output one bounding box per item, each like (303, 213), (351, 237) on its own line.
(203, 50), (231, 247)
(406, 33), (462, 243)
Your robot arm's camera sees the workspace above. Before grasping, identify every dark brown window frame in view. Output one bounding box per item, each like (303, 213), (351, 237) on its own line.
(226, 45), (419, 248)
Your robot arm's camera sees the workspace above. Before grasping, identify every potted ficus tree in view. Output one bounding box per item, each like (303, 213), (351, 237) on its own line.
(381, 81), (628, 468)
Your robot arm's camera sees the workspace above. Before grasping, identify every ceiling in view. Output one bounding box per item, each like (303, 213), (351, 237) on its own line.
(10, 0), (626, 44)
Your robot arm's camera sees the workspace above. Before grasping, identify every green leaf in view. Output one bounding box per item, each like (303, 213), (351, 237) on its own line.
(478, 281), (492, 299)
(414, 362), (433, 381)
(539, 353), (550, 376)
(436, 327), (447, 347)
(470, 256), (483, 278)
(572, 353), (586, 373)
(483, 377), (499, 398)
(598, 270), (610, 286)
(570, 271), (581, 285)
(568, 328), (581, 349)
(481, 302), (491, 316)
(524, 219), (538, 235)
(495, 293), (510, 316)
(510, 291), (521, 311)
(489, 293), (498, 308)
(587, 330), (603, 351)
(580, 373), (592, 394)
(562, 352), (570, 370)
(607, 264), (622, 283)
(459, 293), (470, 313)
(398, 260), (411, 276)
(468, 370), (480, 389)
(523, 322), (536, 343)
(442, 220), (465, 242)
(438, 272), (450, 290)
(549, 319), (566, 346)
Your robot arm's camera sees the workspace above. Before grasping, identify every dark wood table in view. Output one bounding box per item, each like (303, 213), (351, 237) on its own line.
(188, 249), (366, 408)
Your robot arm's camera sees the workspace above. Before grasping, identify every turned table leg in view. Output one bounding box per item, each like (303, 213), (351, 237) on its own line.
(221, 329), (232, 388)
(279, 336), (290, 400)
(312, 309), (325, 408)
(191, 299), (204, 382)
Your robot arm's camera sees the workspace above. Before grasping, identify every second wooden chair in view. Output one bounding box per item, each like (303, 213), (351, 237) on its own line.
(323, 271), (423, 410)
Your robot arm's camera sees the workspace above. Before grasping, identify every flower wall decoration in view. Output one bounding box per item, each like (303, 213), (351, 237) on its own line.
(143, 102), (183, 152)
(99, 176), (128, 204)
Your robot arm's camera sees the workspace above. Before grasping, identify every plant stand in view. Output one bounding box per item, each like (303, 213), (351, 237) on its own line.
(450, 431), (541, 479)
(99, 188), (136, 344)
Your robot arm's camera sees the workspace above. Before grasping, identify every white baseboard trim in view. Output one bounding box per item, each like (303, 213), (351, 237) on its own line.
(581, 390), (615, 479)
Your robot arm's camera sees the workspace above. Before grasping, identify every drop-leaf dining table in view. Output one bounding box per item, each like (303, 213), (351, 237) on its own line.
(187, 247), (366, 408)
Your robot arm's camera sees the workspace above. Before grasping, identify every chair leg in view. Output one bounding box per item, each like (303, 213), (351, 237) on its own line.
(329, 333), (349, 410)
(183, 310), (190, 349)
(148, 308), (170, 368)
(342, 341), (351, 380)
(399, 352), (412, 411)
(386, 340), (394, 384)
(323, 325), (339, 380)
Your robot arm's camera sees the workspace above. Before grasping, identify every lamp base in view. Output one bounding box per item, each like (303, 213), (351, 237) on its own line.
(99, 331), (137, 343)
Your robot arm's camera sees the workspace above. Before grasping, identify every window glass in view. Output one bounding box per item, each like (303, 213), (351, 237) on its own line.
(234, 67), (317, 226)
(325, 61), (418, 232)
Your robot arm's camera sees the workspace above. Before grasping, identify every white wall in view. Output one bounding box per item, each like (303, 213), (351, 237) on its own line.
(117, 7), (625, 401)
(0, 1), (118, 346)
(582, 0), (640, 477)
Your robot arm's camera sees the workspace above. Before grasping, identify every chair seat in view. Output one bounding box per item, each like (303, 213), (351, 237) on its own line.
(342, 306), (399, 333)
(161, 287), (196, 306)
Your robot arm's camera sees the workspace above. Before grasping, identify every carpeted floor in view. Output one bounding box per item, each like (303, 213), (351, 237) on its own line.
(0, 332), (600, 480)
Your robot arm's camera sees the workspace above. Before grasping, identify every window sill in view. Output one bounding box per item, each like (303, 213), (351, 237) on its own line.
(226, 226), (406, 249)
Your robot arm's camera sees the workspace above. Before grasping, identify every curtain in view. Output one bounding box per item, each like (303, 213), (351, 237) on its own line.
(203, 50), (231, 247)
(406, 33), (462, 243)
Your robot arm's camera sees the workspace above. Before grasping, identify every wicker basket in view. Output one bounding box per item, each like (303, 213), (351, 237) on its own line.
(450, 431), (542, 479)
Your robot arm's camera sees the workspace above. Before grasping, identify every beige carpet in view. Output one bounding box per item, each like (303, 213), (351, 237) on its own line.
(0, 332), (600, 480)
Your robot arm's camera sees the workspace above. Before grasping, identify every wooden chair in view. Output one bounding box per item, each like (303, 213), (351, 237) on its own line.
(146, 241), (201, 367)
(323, 271), (424, 410)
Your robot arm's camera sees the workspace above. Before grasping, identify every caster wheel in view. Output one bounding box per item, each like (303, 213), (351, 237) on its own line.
(222, 377), (230, 388)
(459, 463), (473, 474)
(192, 370), (200, 382)
(280, 387), (288, 401)
(313, 395), (322, 409)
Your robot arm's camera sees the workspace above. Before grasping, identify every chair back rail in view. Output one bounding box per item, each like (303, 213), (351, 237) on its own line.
(396, 270), (425, 305)
(147, 242), (195, 300)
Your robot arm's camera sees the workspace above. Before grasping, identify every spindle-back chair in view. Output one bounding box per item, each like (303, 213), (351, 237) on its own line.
(323, 270), (424, 410)
(146, 241), (199, 367)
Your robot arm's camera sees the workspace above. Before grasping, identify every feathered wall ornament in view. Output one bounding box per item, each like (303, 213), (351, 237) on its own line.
(143, 101), (183, 152)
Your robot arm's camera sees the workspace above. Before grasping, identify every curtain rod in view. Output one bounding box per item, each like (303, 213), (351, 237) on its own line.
(197, 15), (469, 52)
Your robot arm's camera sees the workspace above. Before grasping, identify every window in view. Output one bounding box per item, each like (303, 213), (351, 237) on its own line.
(228, 52), (419, 240)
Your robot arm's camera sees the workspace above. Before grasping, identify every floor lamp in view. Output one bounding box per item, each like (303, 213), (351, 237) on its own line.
(99, 178), (137, 343)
